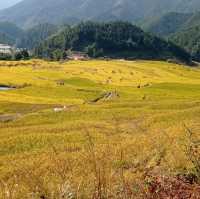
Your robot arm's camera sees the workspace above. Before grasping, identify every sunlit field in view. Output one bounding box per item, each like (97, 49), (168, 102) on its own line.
(0, 59), (199, 198)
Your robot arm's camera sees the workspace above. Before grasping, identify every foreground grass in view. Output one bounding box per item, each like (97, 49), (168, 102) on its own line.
(0, 59), (199, 198)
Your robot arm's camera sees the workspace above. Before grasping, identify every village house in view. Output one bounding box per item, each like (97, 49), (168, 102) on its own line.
(0, 44), (13, 54)
(67, 51), (89, 60)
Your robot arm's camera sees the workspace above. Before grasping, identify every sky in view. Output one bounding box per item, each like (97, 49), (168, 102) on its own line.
(0, 0), (22, 10)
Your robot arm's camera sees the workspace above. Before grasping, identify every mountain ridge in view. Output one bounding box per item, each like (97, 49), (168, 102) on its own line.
(1, 0), (200, 28)
(142, 11), (200, 37)
(140, 11), (200, 61)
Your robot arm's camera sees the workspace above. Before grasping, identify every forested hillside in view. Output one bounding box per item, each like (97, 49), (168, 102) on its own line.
(0, 22), (23, 44)
(34, 21), (190, 63)
(170, 26), (200, 61)
(0, 32), (14, 45)
(141, 12), (192, 37)
(0, 21), (23, 38)
(0, 1), (200, 61)
(142, 11), (200, 37)
(140, 11), (200, 61)
(0, 22), (58, 50)
(16, 23), (58, 49)
(1, 0), (200, 28)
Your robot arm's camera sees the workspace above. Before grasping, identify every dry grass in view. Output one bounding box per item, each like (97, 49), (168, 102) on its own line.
(0, 59), (199, 198)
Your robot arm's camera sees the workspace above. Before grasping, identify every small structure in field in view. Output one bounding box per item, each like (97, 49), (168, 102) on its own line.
(89, 90), (120, 103)
(53, 106), (67, 112)
(56, 80), (65, 86)
(67, 51), (89, 61)
(53, 105), (77, 112)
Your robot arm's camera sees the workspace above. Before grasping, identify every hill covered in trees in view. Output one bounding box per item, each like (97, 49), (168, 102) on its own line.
(0, 21), (23, 39)
(34, 22), (191, 63)
(0, 21), (23, 45)
(170, 26), (200, 61)
(16, 23), (58, 49)
(0, 32), (14, 45)
(0, 0), (199, 62)
(141, 11), (200, 37)
(140, 11), (200, 61)
(141, 12), (192, 37)
(0, 22), (59, 50)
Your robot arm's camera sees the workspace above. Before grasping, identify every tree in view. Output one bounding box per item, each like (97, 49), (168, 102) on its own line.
(0, 53), (12, 60)
(21, 49), (30, 60)
(14, 49), (30, 60)
(15, 52), (23, 60)
(85, 43), (104, 57)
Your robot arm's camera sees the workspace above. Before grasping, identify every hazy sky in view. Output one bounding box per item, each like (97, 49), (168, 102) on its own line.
(0, 0), (22, 10)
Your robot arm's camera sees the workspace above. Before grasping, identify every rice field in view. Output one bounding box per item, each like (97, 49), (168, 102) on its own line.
(0, 59), (199, 198)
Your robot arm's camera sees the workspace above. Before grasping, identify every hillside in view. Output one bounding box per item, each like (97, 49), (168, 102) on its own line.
(0, 21), (23, 44)
(180, 11), (200, 29)
(0, 22), (59, 50)
(0, 21), (23, 38)
(16, 23), (58, 49)
(142, 11), (200, 37)
(1, 0), (200, 28)
(170, 26), (200, 61)
(0, 0), (22, 10)
(141, 12), (192, 37)
(0, 59), (199, 198)
(140, 11), (200, 61)
(35, 21), (191, 63)
(0, 32), (14, 45)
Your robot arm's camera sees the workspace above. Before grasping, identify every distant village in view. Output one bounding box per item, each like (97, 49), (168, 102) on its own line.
(0, 43), (29, 60)
(0, 44), (89, 61)
(0, 44), (18, 54)
(0, 44), (106, 61)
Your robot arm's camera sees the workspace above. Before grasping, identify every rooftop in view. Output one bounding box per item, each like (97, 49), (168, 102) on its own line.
(0, 44), (13, 49)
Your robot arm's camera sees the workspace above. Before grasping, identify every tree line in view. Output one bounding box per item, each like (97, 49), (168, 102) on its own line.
(34, 21), (191, 63)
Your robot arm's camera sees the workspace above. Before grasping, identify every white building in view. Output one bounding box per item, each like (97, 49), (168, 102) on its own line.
(0, 44), (13, 54)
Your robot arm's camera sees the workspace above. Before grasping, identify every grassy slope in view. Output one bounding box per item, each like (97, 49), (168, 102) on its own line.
(0, 59), (200, 197)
